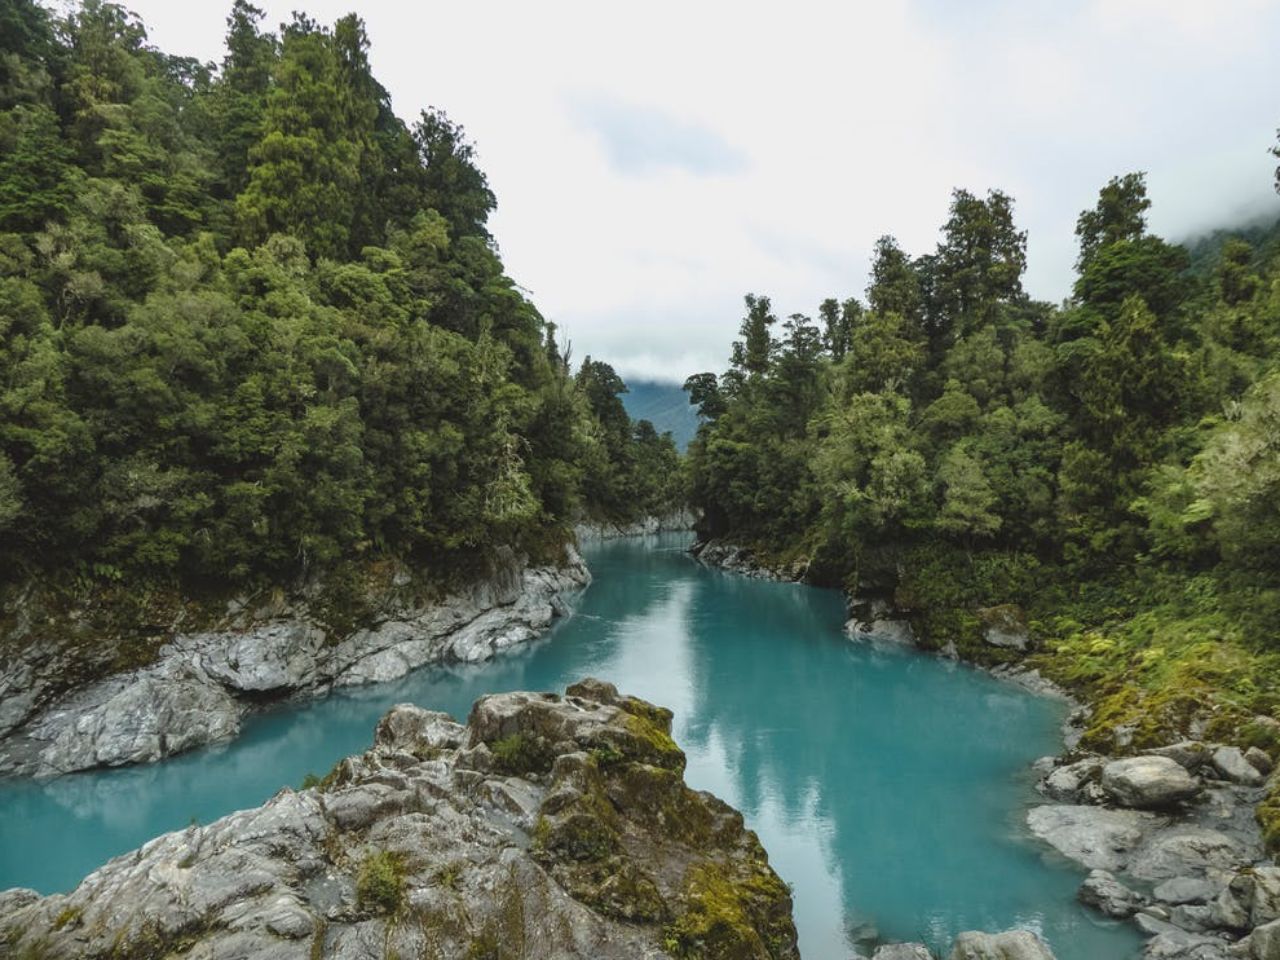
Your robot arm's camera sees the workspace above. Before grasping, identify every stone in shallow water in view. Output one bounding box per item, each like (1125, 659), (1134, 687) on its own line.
(873, 945), (934, 959)
(1027, 804), (1159, 872)
(949, 929), (1056, 959)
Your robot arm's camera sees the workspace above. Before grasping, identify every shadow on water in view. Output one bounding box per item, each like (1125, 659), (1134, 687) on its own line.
(0, 533), (1142, 959)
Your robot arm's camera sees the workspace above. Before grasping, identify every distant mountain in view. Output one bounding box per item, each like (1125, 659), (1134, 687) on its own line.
(621, 379), (702, 451)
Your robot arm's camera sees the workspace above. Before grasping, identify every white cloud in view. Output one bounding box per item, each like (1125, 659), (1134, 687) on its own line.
(125, 0), (1280, 383)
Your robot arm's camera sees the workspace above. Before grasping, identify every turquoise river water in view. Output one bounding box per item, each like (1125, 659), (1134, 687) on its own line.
(0, 533), (1142, 958)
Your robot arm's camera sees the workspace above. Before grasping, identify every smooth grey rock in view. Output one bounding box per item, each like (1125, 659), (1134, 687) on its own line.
(1143, 929), (1233, 959)
(1169, 904), (1214, 932)
(0, 550), (590, 778)
(0, 686), (799, 960)
(949, 929), (1056, 960)
(1042, 757), (1104, 802)
(1137, 912), (1183, 936)
(1102, 756), (1203, 809)
(1129, 827), (1248, 882)
(874, 946), (934, 960)
(1246, 748), (1274, 776)
(1151, 742), (1213, 772)
(1079, 868), (1145, 918)
(1212, 747), (1266, 786)
(1027, 804), (1158, 872)
(1249, 919), (1280, 960)
(1155, 877), (1219, 905)
(34, 673), (243, 776)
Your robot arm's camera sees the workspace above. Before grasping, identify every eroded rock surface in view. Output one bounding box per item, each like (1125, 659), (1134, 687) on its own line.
(0, 681), (798, 960)
(0, 549), (589, 778)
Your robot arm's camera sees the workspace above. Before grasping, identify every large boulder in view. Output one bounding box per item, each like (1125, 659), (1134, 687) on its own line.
(1101, 756), (1203, 809)
(950, 929), (1056, 959)
(0, 683), (799, 960)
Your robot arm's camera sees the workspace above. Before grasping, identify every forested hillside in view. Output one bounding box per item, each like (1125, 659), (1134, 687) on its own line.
(620, 380), (701, 451)
(684, 163), (1280, 790)
(0, 0), (680, 592)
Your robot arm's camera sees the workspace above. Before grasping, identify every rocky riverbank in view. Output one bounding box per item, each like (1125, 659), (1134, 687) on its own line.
(691, 537), (1280, 960)
(0, 547), (590, 779)
(0, 681), (798, 959)
(573, 507), (698, 542)
(0, 680), (1066, 960)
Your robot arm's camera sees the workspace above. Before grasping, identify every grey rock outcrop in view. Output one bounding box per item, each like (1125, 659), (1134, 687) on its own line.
(1101, 755), (1203, 809)
(949, 929), (1056, 959)
(0, 682), (799, 960)
(1079, 869), (1146, 918)
(1154, 877), (1219, 906)
(573, 508), (697, 542)
(689, 539), (806, 581)
(0, 549), (590, 778)
(1027, 804), (1160, 872)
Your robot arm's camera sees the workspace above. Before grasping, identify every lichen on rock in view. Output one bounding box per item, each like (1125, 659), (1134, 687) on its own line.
(0, 680), (799, 960)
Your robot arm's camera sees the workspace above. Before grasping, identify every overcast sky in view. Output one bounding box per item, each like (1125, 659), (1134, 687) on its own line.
(124, 0), (1280, 383)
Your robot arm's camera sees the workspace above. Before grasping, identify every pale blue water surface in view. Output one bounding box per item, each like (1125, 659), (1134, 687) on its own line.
(0, 533), (1141, 958)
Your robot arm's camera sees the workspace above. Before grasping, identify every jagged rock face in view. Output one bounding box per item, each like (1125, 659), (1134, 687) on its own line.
(573, 508), (698, 542)
(0, 550), (590, 778)
(0, 681), (799, 960)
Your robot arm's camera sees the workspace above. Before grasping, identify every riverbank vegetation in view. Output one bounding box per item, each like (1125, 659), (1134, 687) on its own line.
(684, 155), (1280, 760)
(0, 0), (683, 598)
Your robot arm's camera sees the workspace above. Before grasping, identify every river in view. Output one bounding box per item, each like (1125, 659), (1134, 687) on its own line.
(0, 532), (1142, 958)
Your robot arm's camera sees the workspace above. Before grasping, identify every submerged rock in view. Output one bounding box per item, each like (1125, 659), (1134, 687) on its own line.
(0, 681), (799, 960)
(1101, 755), (1203, 809)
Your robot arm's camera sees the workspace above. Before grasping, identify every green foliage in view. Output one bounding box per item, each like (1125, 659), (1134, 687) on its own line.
(684, 155), (1280, 747)
(355, 848), (404, 915)
(0, 2), (676, 595)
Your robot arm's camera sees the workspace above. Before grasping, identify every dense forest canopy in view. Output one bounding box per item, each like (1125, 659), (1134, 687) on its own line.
(0, 0), (680, 589)
(684, 164), (1280, 642)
